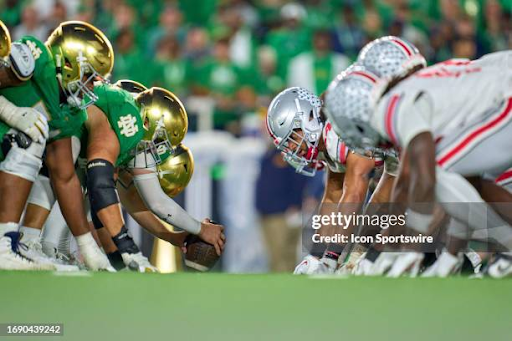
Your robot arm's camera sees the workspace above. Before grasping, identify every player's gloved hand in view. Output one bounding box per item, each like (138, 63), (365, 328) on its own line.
(198, 218), (225, 256)
(17, 108), (49, 144)
(294, 254), (321, 274)
(0, 96), (49, 144)
(316, 256), (338, 274)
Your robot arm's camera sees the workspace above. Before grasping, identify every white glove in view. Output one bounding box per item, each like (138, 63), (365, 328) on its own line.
(0, 96), (49, 144)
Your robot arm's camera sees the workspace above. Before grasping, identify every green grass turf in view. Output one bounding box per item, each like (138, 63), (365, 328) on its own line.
(0, 271), (510, 341)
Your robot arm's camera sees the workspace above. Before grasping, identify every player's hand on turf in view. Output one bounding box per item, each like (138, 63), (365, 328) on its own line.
(15, 107), (49, 144)
(199, 219), (225, 256)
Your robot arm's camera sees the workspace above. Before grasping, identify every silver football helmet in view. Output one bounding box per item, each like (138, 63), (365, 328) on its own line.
(266, 87), (324, 176)
(324, 66), (382, 153)
(357, 36), (426, 79)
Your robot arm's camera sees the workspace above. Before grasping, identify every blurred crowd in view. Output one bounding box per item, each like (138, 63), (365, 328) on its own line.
(2, 0), (511, 134)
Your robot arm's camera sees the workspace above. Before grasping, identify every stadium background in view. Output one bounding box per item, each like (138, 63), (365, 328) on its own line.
(1, 0), (512, 273)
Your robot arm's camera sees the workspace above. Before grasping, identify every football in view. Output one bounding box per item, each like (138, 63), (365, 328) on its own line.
(184, 234), (219, 272)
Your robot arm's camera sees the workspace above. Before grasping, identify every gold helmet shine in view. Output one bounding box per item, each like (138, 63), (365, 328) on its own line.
(0, 20), (11, 64)
(136, 87), (188, 147)
(133, 87), (188, 167)
(46, 21), (114, 109)
(114, 79), (147, 95)
(157, 144), (194, 197)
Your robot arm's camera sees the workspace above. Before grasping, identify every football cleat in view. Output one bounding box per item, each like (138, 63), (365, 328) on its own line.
(386, 252), (424, 278)
(121, 252), (158, 273)
(486, 253), (512, 279)
(311, 257), (338, 275)
(0, 232), (51, 270)
(370, 251), (401, 276)
(421, 251), (462, 278)
(352, 254), (377, 276)
(293, 255), (321, 274)
(19, 239), (79, 272)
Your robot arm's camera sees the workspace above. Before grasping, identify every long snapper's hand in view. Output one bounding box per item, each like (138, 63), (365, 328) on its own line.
(198, 219), (226, 256)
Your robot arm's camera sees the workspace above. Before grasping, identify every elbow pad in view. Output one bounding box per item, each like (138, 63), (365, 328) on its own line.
(133, 172), (201, 234)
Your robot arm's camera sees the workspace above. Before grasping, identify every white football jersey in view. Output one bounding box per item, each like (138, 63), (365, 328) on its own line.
(372, 51), (512, 150)
(320, 120), (349, 173)
(320, 120), (399, 175)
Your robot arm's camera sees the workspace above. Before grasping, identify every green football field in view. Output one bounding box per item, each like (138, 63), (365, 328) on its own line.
(0, 271), (510, 341)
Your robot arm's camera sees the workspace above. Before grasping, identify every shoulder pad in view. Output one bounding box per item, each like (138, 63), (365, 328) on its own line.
(9, 42), (35, 81)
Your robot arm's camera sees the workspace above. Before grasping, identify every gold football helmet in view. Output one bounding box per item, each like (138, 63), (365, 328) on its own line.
(46, 21), (114, 109)
(114, 79), (147, 94)
(133, 87), (188, 167)
(136, 87), (188, 147)
(0, 20), (11, 66)
(157, 144), (194, 197)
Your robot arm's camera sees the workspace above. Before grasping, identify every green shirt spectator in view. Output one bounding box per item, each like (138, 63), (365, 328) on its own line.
(112, 28), (151, 86)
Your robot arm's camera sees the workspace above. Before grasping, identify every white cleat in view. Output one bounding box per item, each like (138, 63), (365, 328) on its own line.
(421, 251), (461, 278)
(0, 233), (49, 271)
(352, 255), (376, 276)
(43, 247), (85, 270)
(387, 252), (424, 278)
(486, 254), (512, 279)
(79, 243), (116, 272)
(371, 252), (401, 276)
(293, 255), (321, 275)
(121, 252), (158, 273)
(19, 240), (79, 272)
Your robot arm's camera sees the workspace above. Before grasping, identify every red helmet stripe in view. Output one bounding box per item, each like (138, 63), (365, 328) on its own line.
(350, 71), (377, 84)
(391, 38), (412, 57)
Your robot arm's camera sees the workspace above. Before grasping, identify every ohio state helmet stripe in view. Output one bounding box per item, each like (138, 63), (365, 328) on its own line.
(339, 142), (347, 164)
(324, 122), (332, 146)
(437, 97), (512, 167)
(384, 94), (401, 146)
(391, 38), (412, 57)
(351, 70), (377, 84)
(496, 169), (512, 186)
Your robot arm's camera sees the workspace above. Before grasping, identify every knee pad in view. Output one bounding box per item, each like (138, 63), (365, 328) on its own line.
(27, 175), (55, 210)
(0, 134), (44, 182)
(86, 159), (119, 214)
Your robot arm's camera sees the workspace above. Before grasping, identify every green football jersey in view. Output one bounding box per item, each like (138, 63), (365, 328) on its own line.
(0, 36), (87, 143)
(91, 83), (144, 167)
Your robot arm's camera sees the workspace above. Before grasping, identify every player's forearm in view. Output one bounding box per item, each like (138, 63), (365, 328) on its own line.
(50, 173), (90, 236)
(133, 173), (201, 234)
(129, 209), (188, 247)
(407, 132), (436, 206)
(0, 65), (23, 88)
(46, 138), (90, 236)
